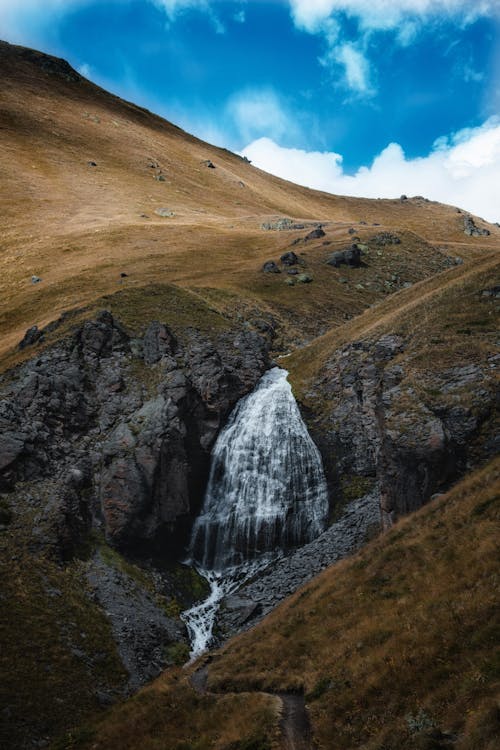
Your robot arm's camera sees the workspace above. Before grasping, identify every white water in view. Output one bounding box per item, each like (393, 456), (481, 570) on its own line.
(181, 367), (329, 658)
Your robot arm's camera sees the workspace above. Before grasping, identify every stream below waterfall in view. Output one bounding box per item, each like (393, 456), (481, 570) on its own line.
(181, 367), (329, 658)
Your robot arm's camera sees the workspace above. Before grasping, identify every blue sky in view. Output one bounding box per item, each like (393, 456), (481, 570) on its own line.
(1, 0), (500, 221)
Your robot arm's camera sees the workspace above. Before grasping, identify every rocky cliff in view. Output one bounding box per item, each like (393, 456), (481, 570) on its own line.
(0, 310), (271, 556)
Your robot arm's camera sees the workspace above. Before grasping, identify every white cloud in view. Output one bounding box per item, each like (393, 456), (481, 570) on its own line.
(321, 42), (374, 95)
(0, 0), (86, 44)
(0, 0), (226, 45)
(241, 118), (500, 223)
(288, 1), (500, 33)
(233, 9), (245, 24)
(287, 0), (499, 96)
(152, 0), (225, 32)
(226, 88), (299, 145)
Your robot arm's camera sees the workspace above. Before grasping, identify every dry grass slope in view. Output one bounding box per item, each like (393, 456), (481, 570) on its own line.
(62, 460), (499, 750)
(1, 40), (499, 363)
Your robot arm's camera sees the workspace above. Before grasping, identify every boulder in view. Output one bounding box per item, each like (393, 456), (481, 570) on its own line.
(304, 227), (325, 241)
(463, 216), (490, 237)
(18, 325), (44, 349)
(280, 251), (298, 266)
(262, 261), (281, 273)
(155, 208), (175, 218)
(371, 232), (401, 245)
(327, 244), (362, 268)
(297, 273), (313, 283)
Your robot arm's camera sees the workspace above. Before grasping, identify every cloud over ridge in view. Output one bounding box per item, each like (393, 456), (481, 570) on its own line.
(241, 117), (500, 223)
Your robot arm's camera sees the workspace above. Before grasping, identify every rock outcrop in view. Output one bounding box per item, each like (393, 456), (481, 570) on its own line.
(302, 334), (498, 528)
(0, 311), (271, 556)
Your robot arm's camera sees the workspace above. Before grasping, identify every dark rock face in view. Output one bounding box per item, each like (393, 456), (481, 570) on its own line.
(0, 311), (271, 556)
(305, 335), (498, 529)
(217, 491), (380, 639)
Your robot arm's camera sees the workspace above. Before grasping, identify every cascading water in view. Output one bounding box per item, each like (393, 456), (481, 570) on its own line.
(181, 367), (329, 657)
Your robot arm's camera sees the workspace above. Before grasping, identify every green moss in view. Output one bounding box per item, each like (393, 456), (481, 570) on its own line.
(95, 536), (154, 593)
(164, 641), (191, 666)
(164, 563), (211, 607)
(341, 475), (376, 502)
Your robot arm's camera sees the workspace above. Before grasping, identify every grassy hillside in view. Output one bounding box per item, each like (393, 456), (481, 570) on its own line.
(1, 40), (499, 750)
(62, 458), (499, 750)
(1, 39), (499, 362)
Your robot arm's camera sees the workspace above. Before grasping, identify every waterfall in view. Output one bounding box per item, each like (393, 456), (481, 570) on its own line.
(182, 367), (329, 656)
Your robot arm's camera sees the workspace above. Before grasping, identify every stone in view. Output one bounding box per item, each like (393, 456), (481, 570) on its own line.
(280, 251), (298, 266)
(155, 208), (175, 218)
(202, 159), (216, 168)
(463, 215), (490, 237)
(143, 321), (175, 365)
(262, 260), (281, 273)
(371, 232), (401, 245)
(297, 273), (313, 283)
(19, 325), (44, 349)
(304, 227), (325, 241)
(31, 275), (42, 284)
(327, 244), (362, 268)
(261, 218), (294, 231)
(87, 161), (97, 167)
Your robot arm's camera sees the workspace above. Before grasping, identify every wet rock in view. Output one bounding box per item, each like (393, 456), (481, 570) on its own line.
(217, 491), (380, 639)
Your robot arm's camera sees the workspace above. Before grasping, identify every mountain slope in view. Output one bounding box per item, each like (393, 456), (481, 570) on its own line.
(0, 40), (499, 750)
(1, 39), (499, 362)
(67, 458), (500, 750)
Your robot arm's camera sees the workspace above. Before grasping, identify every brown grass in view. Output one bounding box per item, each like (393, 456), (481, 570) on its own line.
(205, 459), (500, 749)
(56, 670), (280, 750)
(1, 40), (499, 363)
(65, 461), (499, 750)
(287, 252), (500, 404)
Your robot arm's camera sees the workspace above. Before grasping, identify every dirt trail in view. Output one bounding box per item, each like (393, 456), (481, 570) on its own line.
(278, 693), (312, 750)
(189, 666), (312, 750)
